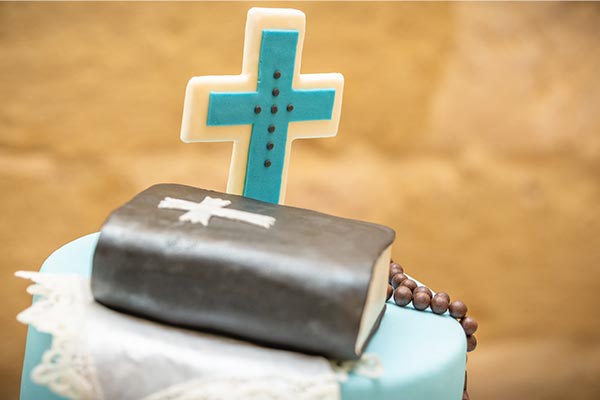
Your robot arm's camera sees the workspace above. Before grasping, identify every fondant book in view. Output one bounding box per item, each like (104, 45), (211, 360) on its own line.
(91, 183), (395, 360)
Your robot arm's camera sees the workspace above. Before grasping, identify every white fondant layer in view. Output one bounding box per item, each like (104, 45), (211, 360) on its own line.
(17, 272), (340, 400)
(18, 270), (385, 400)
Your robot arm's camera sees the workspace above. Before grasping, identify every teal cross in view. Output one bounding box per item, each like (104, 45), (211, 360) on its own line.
(206, 29), (336, 204)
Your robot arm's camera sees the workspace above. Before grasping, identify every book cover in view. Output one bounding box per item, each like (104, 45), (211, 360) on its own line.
(91, 183), (395, 360)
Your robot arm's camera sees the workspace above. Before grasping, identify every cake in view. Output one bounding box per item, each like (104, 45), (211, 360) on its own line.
(19, 7), (476, 400)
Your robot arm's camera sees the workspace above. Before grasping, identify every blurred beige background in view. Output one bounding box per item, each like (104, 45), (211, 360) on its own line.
(2, 2), (600, 399)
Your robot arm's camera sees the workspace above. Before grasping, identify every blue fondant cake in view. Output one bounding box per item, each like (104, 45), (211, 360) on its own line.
(21, 234), (467, 400)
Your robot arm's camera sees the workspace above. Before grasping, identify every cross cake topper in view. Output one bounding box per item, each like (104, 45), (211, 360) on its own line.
(181, 8), (344, 205)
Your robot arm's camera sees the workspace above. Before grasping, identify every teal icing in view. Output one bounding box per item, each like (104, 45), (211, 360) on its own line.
(207, 29), (335, 204)
(340, 303), (466, 400)
(20, 233), (466, 400)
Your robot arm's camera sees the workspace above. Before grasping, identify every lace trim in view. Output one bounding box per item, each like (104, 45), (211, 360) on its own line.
(16, 271), (104, 400)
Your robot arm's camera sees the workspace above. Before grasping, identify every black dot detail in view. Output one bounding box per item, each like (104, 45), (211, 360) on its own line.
(254, 105), (262, 114)
(287, 104), (294, 112)
(272, 88), (280, 97)
(273, 71), (281, 79)
(266, 142), (274, 150)
(271, 105), (278, 114)
(268, 125), (276, 133)
(264, 159), (272, 167)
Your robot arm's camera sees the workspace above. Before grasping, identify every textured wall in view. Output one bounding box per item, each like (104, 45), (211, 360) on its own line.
(1, 2), (599, 399)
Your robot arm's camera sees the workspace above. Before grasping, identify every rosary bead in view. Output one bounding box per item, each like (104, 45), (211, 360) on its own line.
(413, 286), (433, 298)
(391, 273), (407, 288)
(401, 278), (418, 292)
(436, 291), (450, 303)
(389, 262), (404, 276)
(412, 291), (431, 311)
(461, 316), (478, 336)
(466, 335), (477, 352)
(394, 285), (413, 307)
(449, 300), (468, 319)
(386, 284), (393, 301)
(431, 293), (450, 314)
(464, 371), (467, 390)
(389, 268), (404, 282)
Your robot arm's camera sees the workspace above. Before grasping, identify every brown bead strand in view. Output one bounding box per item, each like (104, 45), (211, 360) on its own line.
(388, 260), (477, 399)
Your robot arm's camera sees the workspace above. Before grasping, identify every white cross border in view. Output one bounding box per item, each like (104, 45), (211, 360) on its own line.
(180, 8), (344, 204)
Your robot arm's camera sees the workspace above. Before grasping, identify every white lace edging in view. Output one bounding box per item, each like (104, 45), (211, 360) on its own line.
(16, 271), (104, 400)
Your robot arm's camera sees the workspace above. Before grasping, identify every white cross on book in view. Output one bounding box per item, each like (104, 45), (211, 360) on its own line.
(158, 196), (276, 229)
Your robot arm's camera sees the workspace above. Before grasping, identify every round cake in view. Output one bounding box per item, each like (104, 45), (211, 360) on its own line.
(21, 233), (467, 400)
